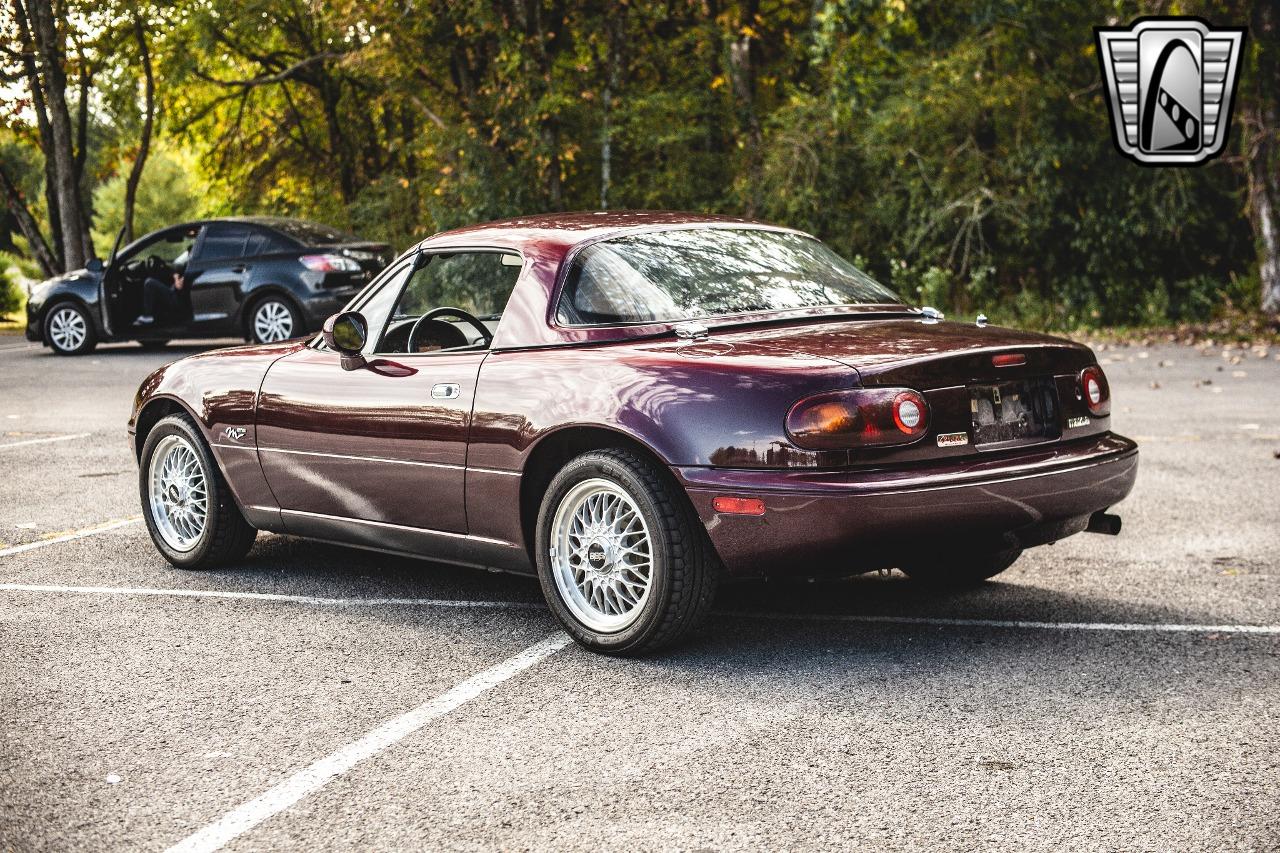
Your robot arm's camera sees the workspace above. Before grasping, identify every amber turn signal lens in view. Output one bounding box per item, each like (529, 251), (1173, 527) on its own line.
(712, 496), (766, 516)
(786, 388), (930, 450)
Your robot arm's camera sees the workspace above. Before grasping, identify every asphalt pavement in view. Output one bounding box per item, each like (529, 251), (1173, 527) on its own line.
(1, 333), (1278, 851)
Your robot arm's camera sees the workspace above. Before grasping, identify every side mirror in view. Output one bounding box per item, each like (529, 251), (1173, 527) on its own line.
(322, 311), (368, 371)
(86, 258), (104, 273)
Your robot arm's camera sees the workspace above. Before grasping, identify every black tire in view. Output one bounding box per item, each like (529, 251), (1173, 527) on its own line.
(900, 546), (1023, 587)
(139, 414), (257, 569)
(247, 294), (303, 344)
(44, 301), (97, 355)
(137, 339), (169, 350)
(535, 448), (719, 656)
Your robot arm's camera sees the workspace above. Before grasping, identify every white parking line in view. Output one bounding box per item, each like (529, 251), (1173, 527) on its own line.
(0, 518), (141, 557)
(0, 432), (90, 450)
(2, 582), (1277, 636)
(732, 610), (1280, 635)
(0, 582), (542, 610)
(163, 632), (571, 853)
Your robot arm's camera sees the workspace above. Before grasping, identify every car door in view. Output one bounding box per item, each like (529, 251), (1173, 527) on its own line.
(254, 250), (521, 554)
(186, 222), (252, 332)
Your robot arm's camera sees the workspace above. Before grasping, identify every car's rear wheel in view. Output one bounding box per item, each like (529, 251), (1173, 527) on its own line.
(45, 302), (96, 355)
(139, 414), (256, 569)
(900, 546), (1023, 587)
(535, 448), (718, 655)
(248, 296), (301, 344)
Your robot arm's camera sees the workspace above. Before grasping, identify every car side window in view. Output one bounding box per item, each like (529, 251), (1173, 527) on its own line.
(124, 226), (201, 264)
(245, 230), (296, 257)
(196, 223), (252, 262)
(374, 251), (520, 354)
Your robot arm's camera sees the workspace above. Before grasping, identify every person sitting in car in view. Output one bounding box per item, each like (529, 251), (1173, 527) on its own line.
(134, 251), (191, 327)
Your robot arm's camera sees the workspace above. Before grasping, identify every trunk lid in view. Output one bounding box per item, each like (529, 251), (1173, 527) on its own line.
(722, 318), (1094, 387)
(335, 242), (393, 276)
(707, 317), (1104, 461)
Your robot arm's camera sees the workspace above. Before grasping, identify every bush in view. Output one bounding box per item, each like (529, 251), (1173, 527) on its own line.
(0, 268), (23, 319)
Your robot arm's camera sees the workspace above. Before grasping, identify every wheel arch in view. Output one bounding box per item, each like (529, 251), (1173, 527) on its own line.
(516, 424), (680, 563)
(132, 395), (198, 461)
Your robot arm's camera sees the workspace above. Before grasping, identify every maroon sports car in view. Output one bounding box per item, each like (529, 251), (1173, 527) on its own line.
(130, 211), (1137, 654)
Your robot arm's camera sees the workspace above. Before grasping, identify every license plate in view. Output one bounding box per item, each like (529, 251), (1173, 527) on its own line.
(969, 378), (1061, 448)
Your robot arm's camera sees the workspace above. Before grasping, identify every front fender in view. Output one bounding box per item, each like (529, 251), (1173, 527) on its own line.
(130, 340), (306, 514)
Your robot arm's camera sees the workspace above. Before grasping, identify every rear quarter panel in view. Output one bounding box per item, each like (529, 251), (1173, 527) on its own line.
(465, 340), (855, 547)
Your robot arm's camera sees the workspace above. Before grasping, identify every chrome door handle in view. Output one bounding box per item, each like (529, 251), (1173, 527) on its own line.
(431, 383), (460, 399)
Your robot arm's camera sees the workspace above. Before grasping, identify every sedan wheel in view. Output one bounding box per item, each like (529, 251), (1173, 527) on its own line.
(250, 298), (298, 343)
(536, 448), (719, 655)
(46, 303), (96, 355)
(140, 414), (257, 569)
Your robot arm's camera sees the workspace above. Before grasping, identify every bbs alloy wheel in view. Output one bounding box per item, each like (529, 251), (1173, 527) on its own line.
(139, 414), (257, 569)
(535, 448), (718, 655)
(147, 434), (210, 553)
(550, 478), (655, 633)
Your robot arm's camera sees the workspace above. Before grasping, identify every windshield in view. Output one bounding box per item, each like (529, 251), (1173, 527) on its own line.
(555, 228), (903, 326)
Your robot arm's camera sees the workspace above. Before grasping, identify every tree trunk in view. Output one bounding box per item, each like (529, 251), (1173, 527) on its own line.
(28, 0), (89, 270)
(600, 11), (622, 210)
(727, 1), (763, 216)
(122, 14), (156, 245)
(11, 0), (63, 269)
(1247, 2), (1280, 316)
(0, 165), (59, 278)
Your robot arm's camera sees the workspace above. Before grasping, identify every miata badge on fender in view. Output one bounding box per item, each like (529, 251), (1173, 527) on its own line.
(936, 432), (969, 448)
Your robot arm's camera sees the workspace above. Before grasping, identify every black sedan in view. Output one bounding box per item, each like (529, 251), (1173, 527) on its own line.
(25, 217), (390, 354)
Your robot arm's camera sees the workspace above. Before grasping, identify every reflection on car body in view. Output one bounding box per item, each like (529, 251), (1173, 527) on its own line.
(129, 211), (1137, 656)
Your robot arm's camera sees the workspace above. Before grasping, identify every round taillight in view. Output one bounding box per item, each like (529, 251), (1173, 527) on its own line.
(1079, 366), (1110, 416)
(892, 392), (927, 435)
(1085, 375), (1102, 405)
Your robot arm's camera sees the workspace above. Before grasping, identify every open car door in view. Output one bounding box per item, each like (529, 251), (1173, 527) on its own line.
(98, 226), (127, 337)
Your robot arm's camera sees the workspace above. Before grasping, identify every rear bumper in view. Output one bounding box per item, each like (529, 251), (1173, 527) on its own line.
(677, 433), (1139, 576)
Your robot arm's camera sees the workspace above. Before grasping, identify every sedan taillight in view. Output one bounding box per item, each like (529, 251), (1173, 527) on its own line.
(786, 388), (930, 450)
(1079, 365), (1110, 416)
(300, 253), (361, 273)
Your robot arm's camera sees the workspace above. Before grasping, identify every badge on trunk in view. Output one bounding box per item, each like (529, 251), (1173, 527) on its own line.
(937, 432), (969, 448)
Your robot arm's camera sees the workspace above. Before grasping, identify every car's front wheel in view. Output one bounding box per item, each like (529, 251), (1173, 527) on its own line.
(535, 448), (719, 655)
(45, 302), (96, 355)
(248, 296), (301, 344)
(900, 546), (1023, 587)
(139, 414), (257, 569)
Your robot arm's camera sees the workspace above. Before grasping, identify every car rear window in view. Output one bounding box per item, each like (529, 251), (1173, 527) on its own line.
(268, 220), (362, 246)
(555, 228), (903, 326)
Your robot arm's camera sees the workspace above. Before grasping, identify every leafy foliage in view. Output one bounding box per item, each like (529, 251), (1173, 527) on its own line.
(2, 0), (1275, 327)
